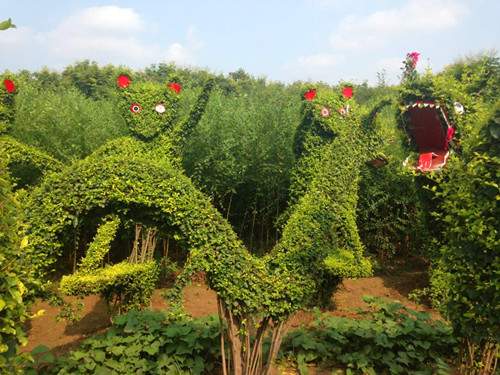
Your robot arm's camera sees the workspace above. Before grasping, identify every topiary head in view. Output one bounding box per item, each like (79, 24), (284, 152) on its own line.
(117, 74), (181, 140)
(302, 85), (360, 139)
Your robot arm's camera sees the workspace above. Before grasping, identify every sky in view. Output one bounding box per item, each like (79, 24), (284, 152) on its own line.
(1, 0), (499, 85)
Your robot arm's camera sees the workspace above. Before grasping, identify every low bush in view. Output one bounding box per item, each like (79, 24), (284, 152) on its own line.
(60, 261), (159, 315)
(27, 310), (221, 375)
(280, 297), (457, 374)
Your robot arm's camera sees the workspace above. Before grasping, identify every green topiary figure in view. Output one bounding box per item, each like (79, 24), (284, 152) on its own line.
(367, 52), (499, 374)
(24, 77), (376, 374)
(23, 75), (215, 312)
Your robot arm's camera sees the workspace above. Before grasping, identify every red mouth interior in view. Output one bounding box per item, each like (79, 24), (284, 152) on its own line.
(406, 102), (452, 172)
(407, 106), (447, 152)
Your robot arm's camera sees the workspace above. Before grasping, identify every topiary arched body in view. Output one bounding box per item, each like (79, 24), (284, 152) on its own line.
(22, 76), (216, 309)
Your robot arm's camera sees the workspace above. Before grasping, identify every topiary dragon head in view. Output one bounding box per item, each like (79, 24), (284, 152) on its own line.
(397, 52), (468, 171)
(116, 74), (182, 140)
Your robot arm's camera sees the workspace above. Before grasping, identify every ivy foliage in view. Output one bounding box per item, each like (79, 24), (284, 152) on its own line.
(0, 136), (63, 189)
(430, 100), (499, 347)
(60, 214), (160, 313)
(77, 215), (120, 273)
(61, 262), (159, 314)
(0, 160), (29, 372)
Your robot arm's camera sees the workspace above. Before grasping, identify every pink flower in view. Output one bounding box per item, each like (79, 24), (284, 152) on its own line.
(407, 51), (420, 67)
(320, 107), (330, 117)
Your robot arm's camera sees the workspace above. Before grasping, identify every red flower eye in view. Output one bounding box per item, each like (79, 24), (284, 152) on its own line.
(3, 79), (16, 93)
(130, 103), (142, 113)
(304, 89), (317, 101)
(168, 82), (182, 94)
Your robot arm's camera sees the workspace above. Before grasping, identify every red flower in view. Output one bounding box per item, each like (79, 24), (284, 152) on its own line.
(168, 82), (182, 94)
(407, 51), (420, 67)
(342, 86), (353, 99)
(304, 88), (316, 101)
(117, 75), (131, 88)
(3, 79), (16, 93)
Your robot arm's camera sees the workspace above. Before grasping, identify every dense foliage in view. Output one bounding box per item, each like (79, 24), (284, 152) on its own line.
(0, 52), (498, 374)
(281, 297), (457, 374)
(396, 54), (499, 373)
(27, 310), (221, 375)
(0, 161), (29, 372)
(59, 215), (160, 314)
(430, 101), (499, 371)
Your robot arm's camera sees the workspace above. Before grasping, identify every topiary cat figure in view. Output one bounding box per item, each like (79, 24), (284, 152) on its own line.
(24, 77), (375, 374)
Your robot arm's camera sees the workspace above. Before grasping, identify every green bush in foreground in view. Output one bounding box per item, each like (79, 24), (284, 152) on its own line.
(280, 297), (457, 374)
(27, 311), (221, 375)
(25, 297), (458, 375)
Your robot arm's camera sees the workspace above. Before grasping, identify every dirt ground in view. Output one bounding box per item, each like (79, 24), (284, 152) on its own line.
(23, 264), (436, 359)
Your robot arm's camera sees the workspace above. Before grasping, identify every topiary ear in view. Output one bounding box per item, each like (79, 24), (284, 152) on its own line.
(342, 86), (353, 99)
(3, 79), (16, 93)
(167, 82), (182, 94)
(303, 88), (316, 101)
(117, 74), (131, 89)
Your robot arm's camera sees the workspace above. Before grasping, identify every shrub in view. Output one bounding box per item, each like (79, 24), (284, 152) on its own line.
(430, 102), (499, 372)
(12, 82), (127, 162)
(27, 310), (221, 375)
(0, 160), (29, 372)
(60, 215), (159, 314)
(280, 297), (457, 374)
(61, 261), (159, 315)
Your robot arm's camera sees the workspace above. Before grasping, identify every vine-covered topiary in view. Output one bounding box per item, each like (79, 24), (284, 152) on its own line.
(376, 53), (499, 373)
(0, 160), (29, 372)
(430, 100), (499, 373)
(22, 75), (217, 310)
(24, 78), (375, 374)
(60, 214), (159, 314)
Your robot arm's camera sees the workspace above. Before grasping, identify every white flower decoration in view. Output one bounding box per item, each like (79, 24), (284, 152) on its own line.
(320, 107), (330, 117)
(453, 102), (464, 115)
(155, 103), (166, 114)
